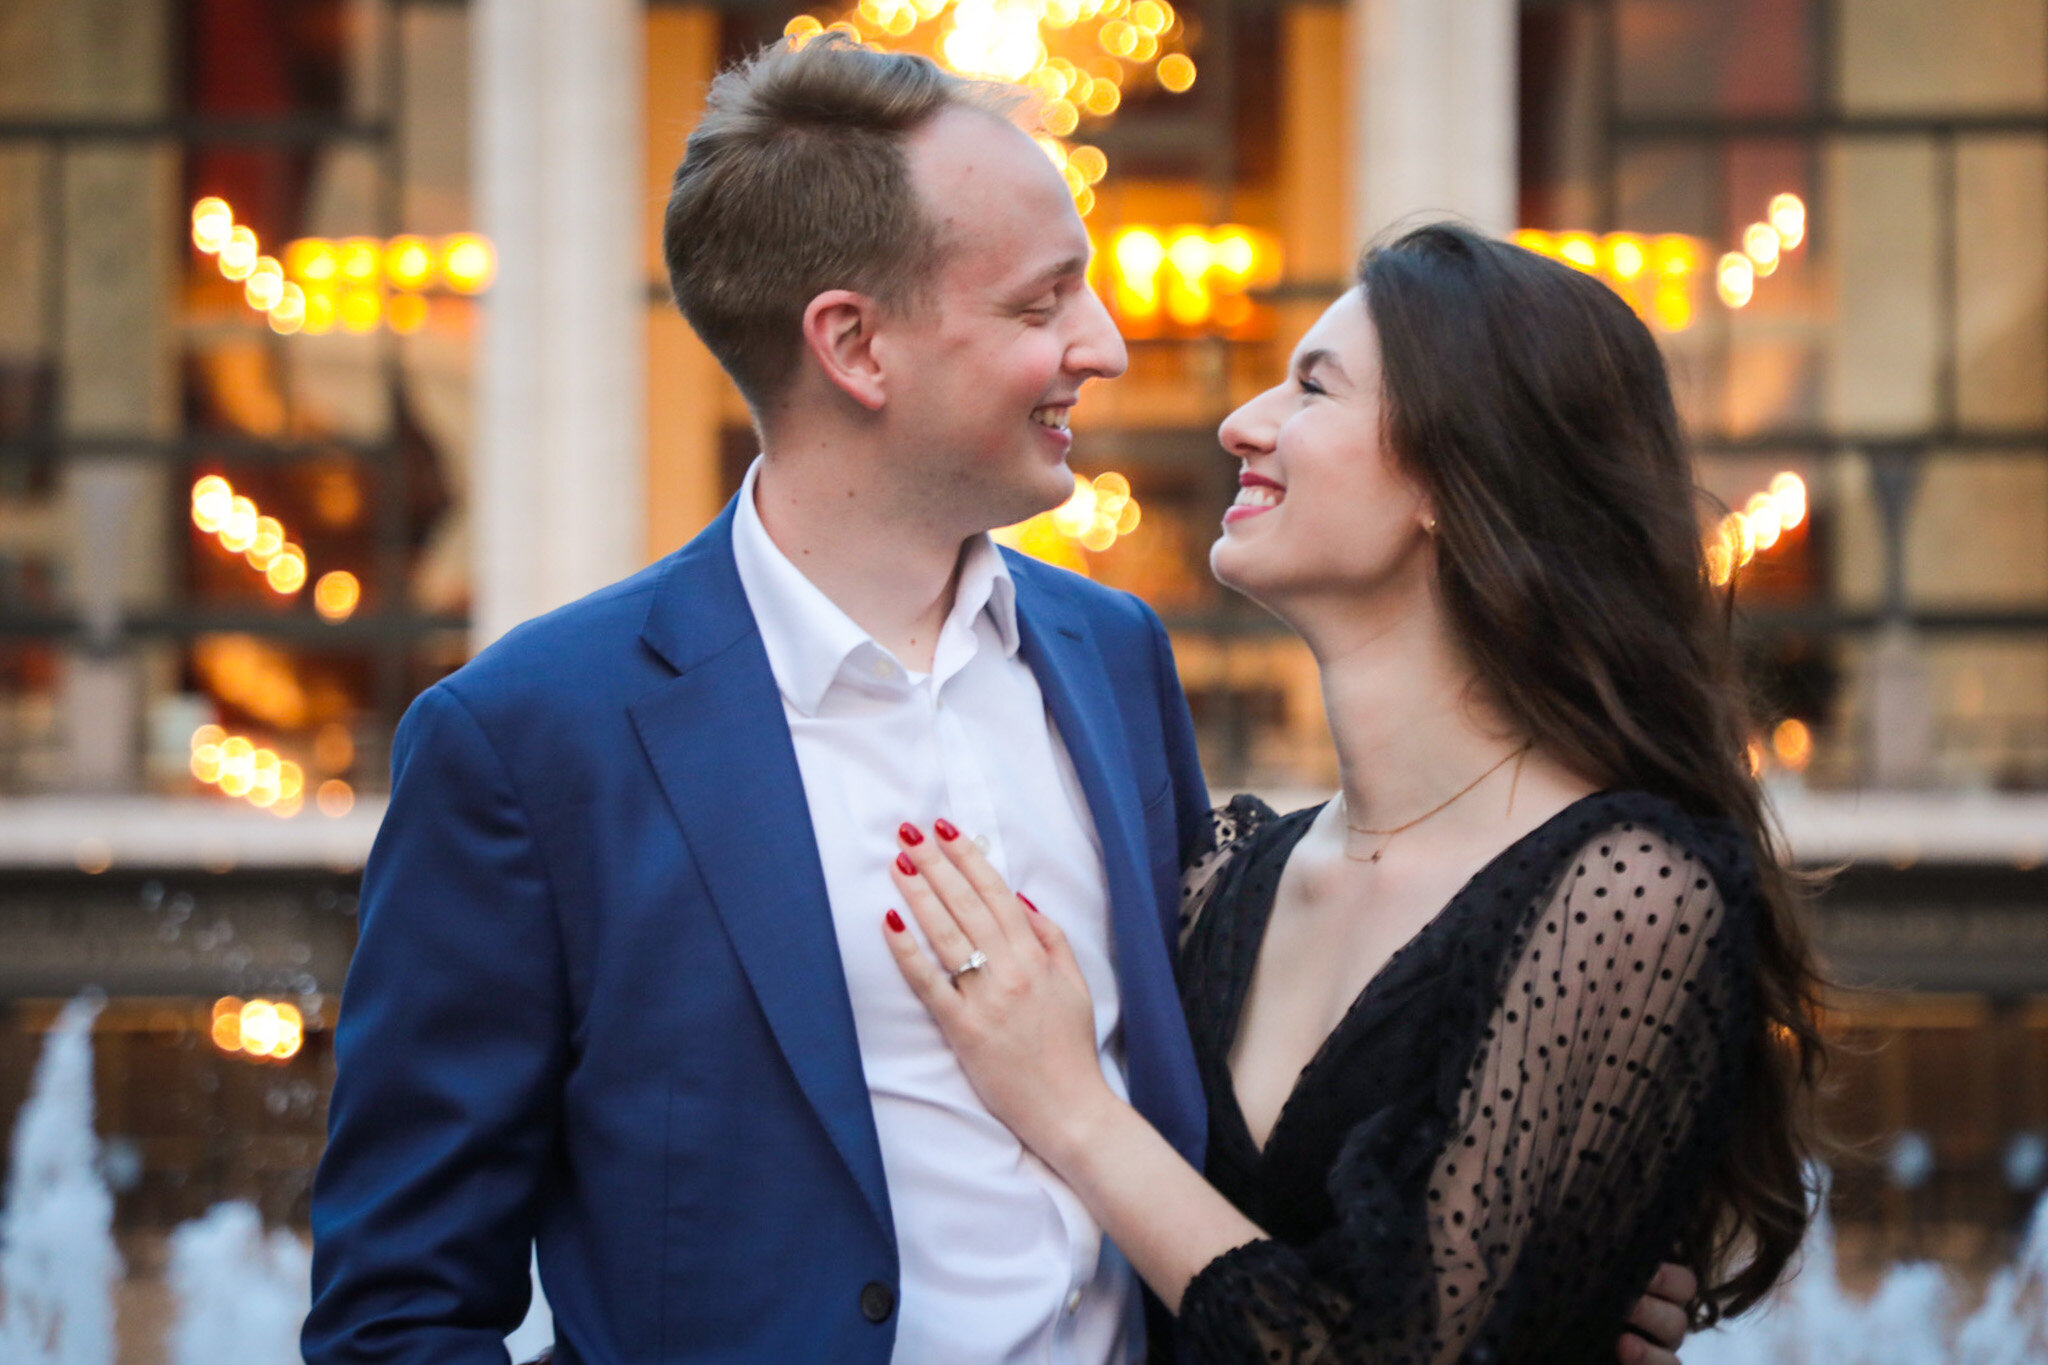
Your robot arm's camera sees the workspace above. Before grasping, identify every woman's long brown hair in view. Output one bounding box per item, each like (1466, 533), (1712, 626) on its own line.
(1359, 222), (1826, 1323)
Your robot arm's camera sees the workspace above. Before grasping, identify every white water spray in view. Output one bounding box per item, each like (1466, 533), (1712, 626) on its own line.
(0, 994), (121, 1365)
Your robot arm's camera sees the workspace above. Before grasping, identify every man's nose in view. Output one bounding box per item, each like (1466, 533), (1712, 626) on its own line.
(1068, 285), (1129, 380)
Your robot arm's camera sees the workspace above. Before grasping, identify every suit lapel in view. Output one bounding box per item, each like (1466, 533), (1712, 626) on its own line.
(628, 507), (892, 1240)
(1013, 569), (1203, 1166)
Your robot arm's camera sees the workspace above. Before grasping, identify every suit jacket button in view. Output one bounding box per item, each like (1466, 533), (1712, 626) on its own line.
(860, 1281), (895, 1323)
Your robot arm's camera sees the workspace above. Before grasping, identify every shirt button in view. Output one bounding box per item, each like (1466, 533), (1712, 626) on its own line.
(869, 658), (893, 680)
(973, 834), (990, 853)
(860, 1281), (896, 1323)
(1065, 1289), (1082, 1314)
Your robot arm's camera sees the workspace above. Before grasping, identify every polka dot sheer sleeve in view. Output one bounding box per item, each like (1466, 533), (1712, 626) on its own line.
(1176, 816), (1758, 1364)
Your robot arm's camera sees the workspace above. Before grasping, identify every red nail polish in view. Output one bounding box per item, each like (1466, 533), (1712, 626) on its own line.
(934, 818), (959, 842)
(896, 851), (916, 876)
(886, 910), (906, 933)
(1019, 893), (1039, 913)
(898, 822), (924, 846)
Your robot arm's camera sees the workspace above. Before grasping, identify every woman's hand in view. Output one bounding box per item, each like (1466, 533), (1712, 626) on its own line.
(883, 821), (1120, 1164)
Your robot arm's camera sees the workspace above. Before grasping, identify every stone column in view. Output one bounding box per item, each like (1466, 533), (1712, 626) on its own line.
(1345, 0), (1518, 243)
(473, 0), (645, 650)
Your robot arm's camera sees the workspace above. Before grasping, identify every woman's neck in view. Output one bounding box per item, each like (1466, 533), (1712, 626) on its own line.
(1295, 592), (1590, 847)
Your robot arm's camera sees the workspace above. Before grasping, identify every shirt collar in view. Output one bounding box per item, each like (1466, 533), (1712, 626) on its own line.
(730, 456), (1020, 717)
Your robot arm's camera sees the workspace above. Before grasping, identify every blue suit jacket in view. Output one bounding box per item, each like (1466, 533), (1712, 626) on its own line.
(305, 502), (1213, 1364)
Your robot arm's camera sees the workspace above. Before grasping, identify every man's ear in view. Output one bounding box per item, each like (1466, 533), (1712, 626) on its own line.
(801, 290), (888, 411)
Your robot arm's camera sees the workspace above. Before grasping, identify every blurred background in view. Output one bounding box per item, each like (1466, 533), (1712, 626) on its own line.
(1, 0), (2047, 1358)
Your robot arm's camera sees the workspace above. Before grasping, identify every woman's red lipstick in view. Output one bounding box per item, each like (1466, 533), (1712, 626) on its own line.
(1224, 470), (1286, 525)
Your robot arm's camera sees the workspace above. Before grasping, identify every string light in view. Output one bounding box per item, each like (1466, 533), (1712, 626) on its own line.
(1514, 192), (1808, 328)
(211, 997), (305, 1061)
(1705, 471), (1806, 587)
(1772, 717), (1814, 772)
(314, 570), (361, 623)
(191, 476), (309, 597)
(1102, 224), (1282, 335)
(194, 201), (494, 336)
(782, 0), (1196, 217)
(994, 470), (1142, 571)
(190, 725), (306, 816)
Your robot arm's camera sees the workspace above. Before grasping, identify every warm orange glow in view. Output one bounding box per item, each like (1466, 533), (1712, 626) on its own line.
(1557, 232), (1599, 272)
(303, 288), (337, 334)
(1704, 469), (1805, 587)
(1068, 144), (1108, 184)
(265, 546), (308, 594)
(1743, 222), (1781, 274)
(388, 292), (428, 334)
(338, 237), (382, 284)
(191, 476), (233, 532)
(285, 237), (337, 284)
(318, 779), (356, 817)
(212, 996), (306, 1060)
(315, 570), (361, 622)
(1745, 493), (1782, 551)
(267, 282), (307, 335)
(440, 235), (496, 293)
(1746, 739), (1766, 778)
(339, 287), (382, 333)
(244, 257), (285, 311)
(1607, 234), (1646, 281)
(192, 197), (233, 254)
(1156, 52), (1195, 91)
(314, 723), (355, 773)
(248, 516), (285, 566)
(190, 742), (223, 784)
(211, 997), (245, 1052)
(219, 496), (259, 553)
(1771, 718), (1814, 772)
(1716, 252), (1755, 308)
(1103, 223), (1280, 331)
(219, 226), (259, 280)
(385, 234), (434, 290)
(1769, 193), (1806, 250)
(1769, 472), (1807, 530)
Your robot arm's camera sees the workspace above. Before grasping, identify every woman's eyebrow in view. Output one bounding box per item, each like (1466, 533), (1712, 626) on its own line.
(1295, 348), (1350, 384)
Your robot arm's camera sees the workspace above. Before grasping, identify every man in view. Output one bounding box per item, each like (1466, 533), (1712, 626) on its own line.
(305, 36), (1693, 1364)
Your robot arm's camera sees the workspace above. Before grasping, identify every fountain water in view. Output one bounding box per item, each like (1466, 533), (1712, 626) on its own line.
(7, 995), (2045, 1360)
(0, 994), (121, 1365)
(166, 1202), (309, 1365)
(1687, 1181), (2048, 1365)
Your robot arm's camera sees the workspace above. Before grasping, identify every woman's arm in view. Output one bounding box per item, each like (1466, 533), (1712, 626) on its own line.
(883, 819), (1718, 1360)
(881, 818), (1263, 1308)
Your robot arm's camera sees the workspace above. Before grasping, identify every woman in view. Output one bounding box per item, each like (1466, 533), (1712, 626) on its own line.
(878, 223), (1824, 1362)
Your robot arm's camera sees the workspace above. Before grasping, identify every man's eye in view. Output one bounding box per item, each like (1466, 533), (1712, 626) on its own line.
(1297, 375), (1326, 396)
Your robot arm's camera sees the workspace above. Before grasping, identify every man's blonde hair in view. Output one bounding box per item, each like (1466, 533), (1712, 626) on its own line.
(663, 37), (1026, 415)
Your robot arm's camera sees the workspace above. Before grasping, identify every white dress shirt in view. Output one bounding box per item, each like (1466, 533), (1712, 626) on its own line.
(731, 458), (1142, 1364)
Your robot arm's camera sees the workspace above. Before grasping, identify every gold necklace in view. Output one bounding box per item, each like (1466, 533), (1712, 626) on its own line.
(1340, 742), (1533, 864)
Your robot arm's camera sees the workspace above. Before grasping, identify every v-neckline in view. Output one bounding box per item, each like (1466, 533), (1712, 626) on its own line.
(1218, 792), (1615, 1163)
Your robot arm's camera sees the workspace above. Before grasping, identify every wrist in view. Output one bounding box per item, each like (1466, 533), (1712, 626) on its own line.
(1040, 1085), (1133, 1177)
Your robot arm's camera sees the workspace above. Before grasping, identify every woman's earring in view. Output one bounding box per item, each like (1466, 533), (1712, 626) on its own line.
(1422, 514), (1439, 535)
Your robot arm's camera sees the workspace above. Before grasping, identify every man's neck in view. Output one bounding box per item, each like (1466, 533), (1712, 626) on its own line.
(751, 451), (969, 673)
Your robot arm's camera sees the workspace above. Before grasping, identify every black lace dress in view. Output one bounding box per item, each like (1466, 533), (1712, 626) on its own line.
(1167, 789), (1760, 1364)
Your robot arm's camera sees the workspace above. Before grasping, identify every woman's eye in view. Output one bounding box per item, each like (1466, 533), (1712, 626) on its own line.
(1297, 376), (1326, 396)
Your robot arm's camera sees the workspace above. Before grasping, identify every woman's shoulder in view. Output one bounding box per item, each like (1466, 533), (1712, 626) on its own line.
(1522, 789), (1764, 937)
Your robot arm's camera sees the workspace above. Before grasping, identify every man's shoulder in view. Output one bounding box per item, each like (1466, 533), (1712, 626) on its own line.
(437, 555), (678, 717)
(999, 545), (1164, 640)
